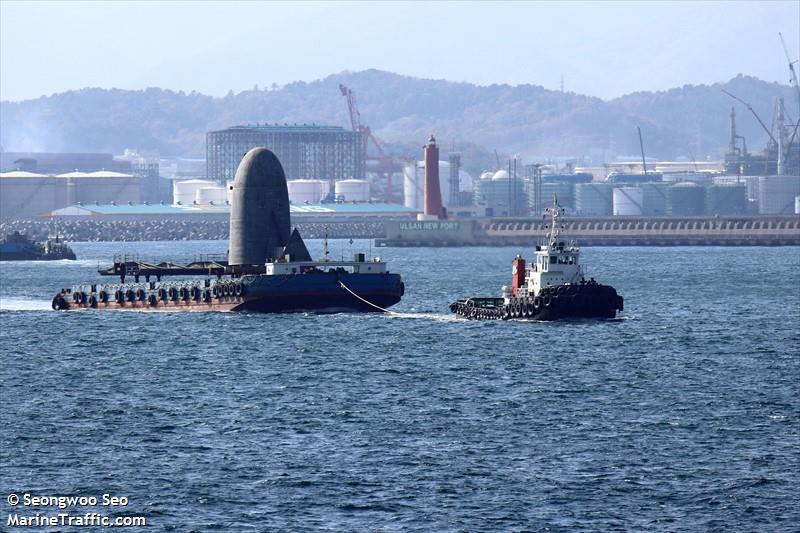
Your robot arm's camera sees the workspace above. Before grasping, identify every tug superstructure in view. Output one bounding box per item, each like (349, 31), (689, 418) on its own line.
(450, 199), (623, 320)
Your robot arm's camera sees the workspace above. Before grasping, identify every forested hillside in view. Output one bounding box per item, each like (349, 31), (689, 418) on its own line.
(1, 70), (793, 165)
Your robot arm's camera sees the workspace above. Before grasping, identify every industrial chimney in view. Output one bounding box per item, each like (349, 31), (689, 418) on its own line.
(422, 135), (446, 220)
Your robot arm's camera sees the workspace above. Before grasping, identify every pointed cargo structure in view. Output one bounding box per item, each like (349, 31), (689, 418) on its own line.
(52, 148), (404, 313)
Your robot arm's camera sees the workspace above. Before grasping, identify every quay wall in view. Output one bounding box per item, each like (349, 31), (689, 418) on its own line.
(381, 216), (800, 246)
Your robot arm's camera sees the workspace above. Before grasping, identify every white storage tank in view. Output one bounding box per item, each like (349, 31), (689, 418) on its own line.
(335, 179), (370, 202)
(796, 195), (800, 215)
(287, 179), (327, 204)
(173, 179), (215, 205)
(196, 186), (227, 205)
(575, 182), (614, 215)
(613, 187), (644, 216)
(403, 160), (473, 209)
(757, 176), (800, 214)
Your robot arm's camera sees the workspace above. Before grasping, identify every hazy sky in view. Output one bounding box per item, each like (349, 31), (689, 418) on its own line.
(1, 1), (798, 102)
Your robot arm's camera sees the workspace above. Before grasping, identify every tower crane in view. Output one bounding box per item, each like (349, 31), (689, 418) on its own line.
(778, 32), (800, 158)
(778, 32), (800, 113)
(339, 84), (384, 158)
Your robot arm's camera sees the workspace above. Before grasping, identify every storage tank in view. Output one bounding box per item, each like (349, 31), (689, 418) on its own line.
(713, 175), (759, 202)
(575, 182), (613, 215)
(287, 179), (327, 204)
(662, 171), (713, 185)
(613, 187), (644, 216)
(403, 163), (419, 209)
(404, 161), (473, 209)
(796, 195), (800, 215)
(173, 179), (215, 205)
(667, 182), (705, 215)
(641, 182), (669, 216)
(473, 175), (526, 216)
(757, 176), (800, 214)
(335, 179), (370, 202)
(538, 181), (575, 210)
(196, 186), (227, 205)
(706, 184), (746, 215)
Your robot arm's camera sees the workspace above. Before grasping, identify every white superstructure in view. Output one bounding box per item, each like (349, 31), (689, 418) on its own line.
(503, 198), (584, 304)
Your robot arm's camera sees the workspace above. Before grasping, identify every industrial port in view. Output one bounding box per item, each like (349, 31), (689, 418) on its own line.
(1, 67), (798, 246)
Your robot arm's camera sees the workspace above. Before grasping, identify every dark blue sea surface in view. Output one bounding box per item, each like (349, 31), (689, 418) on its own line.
(1, 241), (798, 531)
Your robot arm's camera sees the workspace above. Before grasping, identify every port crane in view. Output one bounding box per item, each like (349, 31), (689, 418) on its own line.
(339, 84), (405, 202)
(778, 32), (800, 113)
(721, 89), (778, 146)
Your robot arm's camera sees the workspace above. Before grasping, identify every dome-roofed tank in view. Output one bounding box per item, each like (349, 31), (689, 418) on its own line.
(229, 148), (291, 266)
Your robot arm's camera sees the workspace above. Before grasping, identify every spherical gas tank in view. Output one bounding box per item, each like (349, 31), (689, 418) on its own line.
(228, 148), (291, 266)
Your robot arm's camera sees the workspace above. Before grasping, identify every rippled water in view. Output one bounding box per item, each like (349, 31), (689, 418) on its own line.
(1, 241), (798, 531)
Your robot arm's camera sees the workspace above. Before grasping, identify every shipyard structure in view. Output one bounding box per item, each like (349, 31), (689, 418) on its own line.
(206, 124), (363, 189)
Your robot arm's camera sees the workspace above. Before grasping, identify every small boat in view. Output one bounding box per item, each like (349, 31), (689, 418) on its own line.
(0, 232), (76, 261)
(449, 197), (623, 320)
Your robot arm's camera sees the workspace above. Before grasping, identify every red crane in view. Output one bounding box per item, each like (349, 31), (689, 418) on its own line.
(339, 84), (403, 201)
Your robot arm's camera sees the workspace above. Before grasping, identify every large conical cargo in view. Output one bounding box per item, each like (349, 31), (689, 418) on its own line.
(51, 149), (404, 314)
(228, 147), (291, 266)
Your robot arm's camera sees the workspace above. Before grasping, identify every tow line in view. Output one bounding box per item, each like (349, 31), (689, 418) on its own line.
(338, 280), (399, 314)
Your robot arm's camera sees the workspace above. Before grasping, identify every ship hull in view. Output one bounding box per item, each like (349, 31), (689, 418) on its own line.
(0, 249), (76, 261)
(53, 272), (404, 313)
(450, 283), (623, 321)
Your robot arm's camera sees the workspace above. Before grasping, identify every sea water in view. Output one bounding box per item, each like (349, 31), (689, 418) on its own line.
(1, 241), (798, 531)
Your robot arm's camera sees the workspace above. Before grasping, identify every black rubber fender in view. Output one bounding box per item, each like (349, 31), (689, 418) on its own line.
(52, 294), (68, 310)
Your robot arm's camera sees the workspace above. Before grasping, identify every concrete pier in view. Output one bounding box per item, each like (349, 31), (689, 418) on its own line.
(380, 215), (800, 246)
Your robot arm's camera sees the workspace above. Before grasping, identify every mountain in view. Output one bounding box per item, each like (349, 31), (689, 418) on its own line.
(1, 70), (795, 169)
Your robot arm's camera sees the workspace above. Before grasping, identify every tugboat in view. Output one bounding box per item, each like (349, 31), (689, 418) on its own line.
(449, 198), (623, 320)
(51, 147), (404, 313)
(0, 232), (76, 261)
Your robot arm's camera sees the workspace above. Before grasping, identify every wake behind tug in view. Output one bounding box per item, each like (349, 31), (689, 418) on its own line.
(450, 198), (623, 321)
